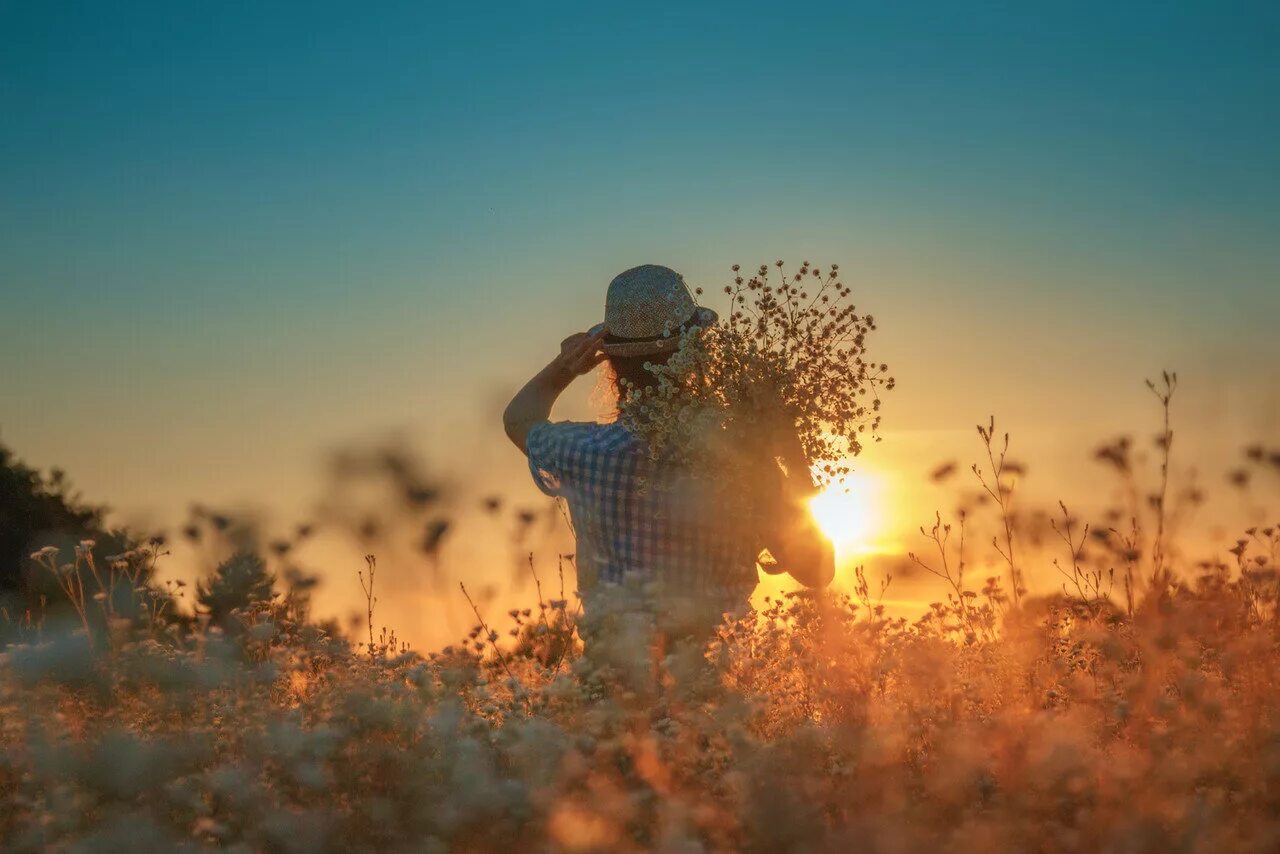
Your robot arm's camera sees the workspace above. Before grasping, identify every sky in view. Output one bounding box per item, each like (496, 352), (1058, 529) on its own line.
(3, 2), (1279, 642)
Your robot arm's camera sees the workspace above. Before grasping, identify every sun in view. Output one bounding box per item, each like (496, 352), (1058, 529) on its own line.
(807, 471), (886, 557)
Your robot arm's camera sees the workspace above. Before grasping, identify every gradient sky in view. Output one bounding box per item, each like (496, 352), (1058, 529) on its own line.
(3, 2), (1279, 639)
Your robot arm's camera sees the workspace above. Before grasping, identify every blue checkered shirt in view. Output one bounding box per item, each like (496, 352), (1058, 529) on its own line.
(526, 421), (759, 607)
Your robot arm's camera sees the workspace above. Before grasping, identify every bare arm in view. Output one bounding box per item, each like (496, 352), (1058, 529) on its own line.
(503, 329), (608, 454)
(759, 471), (835, 588)
(767, 501), (835, 588)
(756, 417), (836, 588)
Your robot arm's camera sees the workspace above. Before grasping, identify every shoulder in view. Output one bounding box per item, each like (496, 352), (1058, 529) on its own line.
(526, 421), (641, 490)
(526, 422), (641, 470)
(528, 420), (636, 452)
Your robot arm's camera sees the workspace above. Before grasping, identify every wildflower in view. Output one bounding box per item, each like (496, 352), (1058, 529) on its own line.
(620, 260), (891, 488)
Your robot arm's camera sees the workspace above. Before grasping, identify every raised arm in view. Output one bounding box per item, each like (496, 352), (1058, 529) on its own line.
(502, 329), (608, 454)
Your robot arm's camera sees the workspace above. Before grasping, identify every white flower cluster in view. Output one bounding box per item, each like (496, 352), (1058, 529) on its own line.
(621, 261), (895, 489)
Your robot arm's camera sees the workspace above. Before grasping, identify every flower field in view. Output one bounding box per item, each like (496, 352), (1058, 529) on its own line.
(2, 417), (1279, 851)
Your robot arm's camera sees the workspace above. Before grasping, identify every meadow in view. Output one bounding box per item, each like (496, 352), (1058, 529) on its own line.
(1, 373), (1279, 853)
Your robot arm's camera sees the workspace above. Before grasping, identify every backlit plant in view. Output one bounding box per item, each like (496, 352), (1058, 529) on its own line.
(620, 260), (895, 489)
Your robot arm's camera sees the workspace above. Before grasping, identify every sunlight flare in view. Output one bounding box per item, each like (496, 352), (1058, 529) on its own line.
(807, 470), (888, 557)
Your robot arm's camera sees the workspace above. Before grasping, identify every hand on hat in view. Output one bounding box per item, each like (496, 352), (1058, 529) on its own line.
(551, 328), (609, 381)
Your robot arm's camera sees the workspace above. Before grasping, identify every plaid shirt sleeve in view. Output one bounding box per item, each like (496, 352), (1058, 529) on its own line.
(525, 421), (597, 497)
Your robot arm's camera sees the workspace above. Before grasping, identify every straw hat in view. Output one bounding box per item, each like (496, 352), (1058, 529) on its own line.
(589, 264), (718, 357)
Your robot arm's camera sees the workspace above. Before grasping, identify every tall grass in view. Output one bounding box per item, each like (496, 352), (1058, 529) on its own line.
(1, 377), (1279, 852)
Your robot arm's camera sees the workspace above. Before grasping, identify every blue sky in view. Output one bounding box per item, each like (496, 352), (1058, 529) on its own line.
(2, 1), (1278, 521)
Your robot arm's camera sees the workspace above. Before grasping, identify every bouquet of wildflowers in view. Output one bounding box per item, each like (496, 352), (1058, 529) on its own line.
(620, 260), (894, 490)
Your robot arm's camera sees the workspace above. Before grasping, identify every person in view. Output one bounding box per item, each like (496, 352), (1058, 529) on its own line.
(502, 264), (833, 643)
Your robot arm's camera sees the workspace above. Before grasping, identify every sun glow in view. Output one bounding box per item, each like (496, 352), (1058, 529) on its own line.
(807, 471), (888, 557)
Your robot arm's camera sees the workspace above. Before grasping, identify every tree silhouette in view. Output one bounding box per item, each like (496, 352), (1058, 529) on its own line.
(0, 441), (136, 632)
(196, 551), (276, 631)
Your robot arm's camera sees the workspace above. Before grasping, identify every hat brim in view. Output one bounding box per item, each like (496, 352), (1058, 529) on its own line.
(592, 306), (718, 357)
